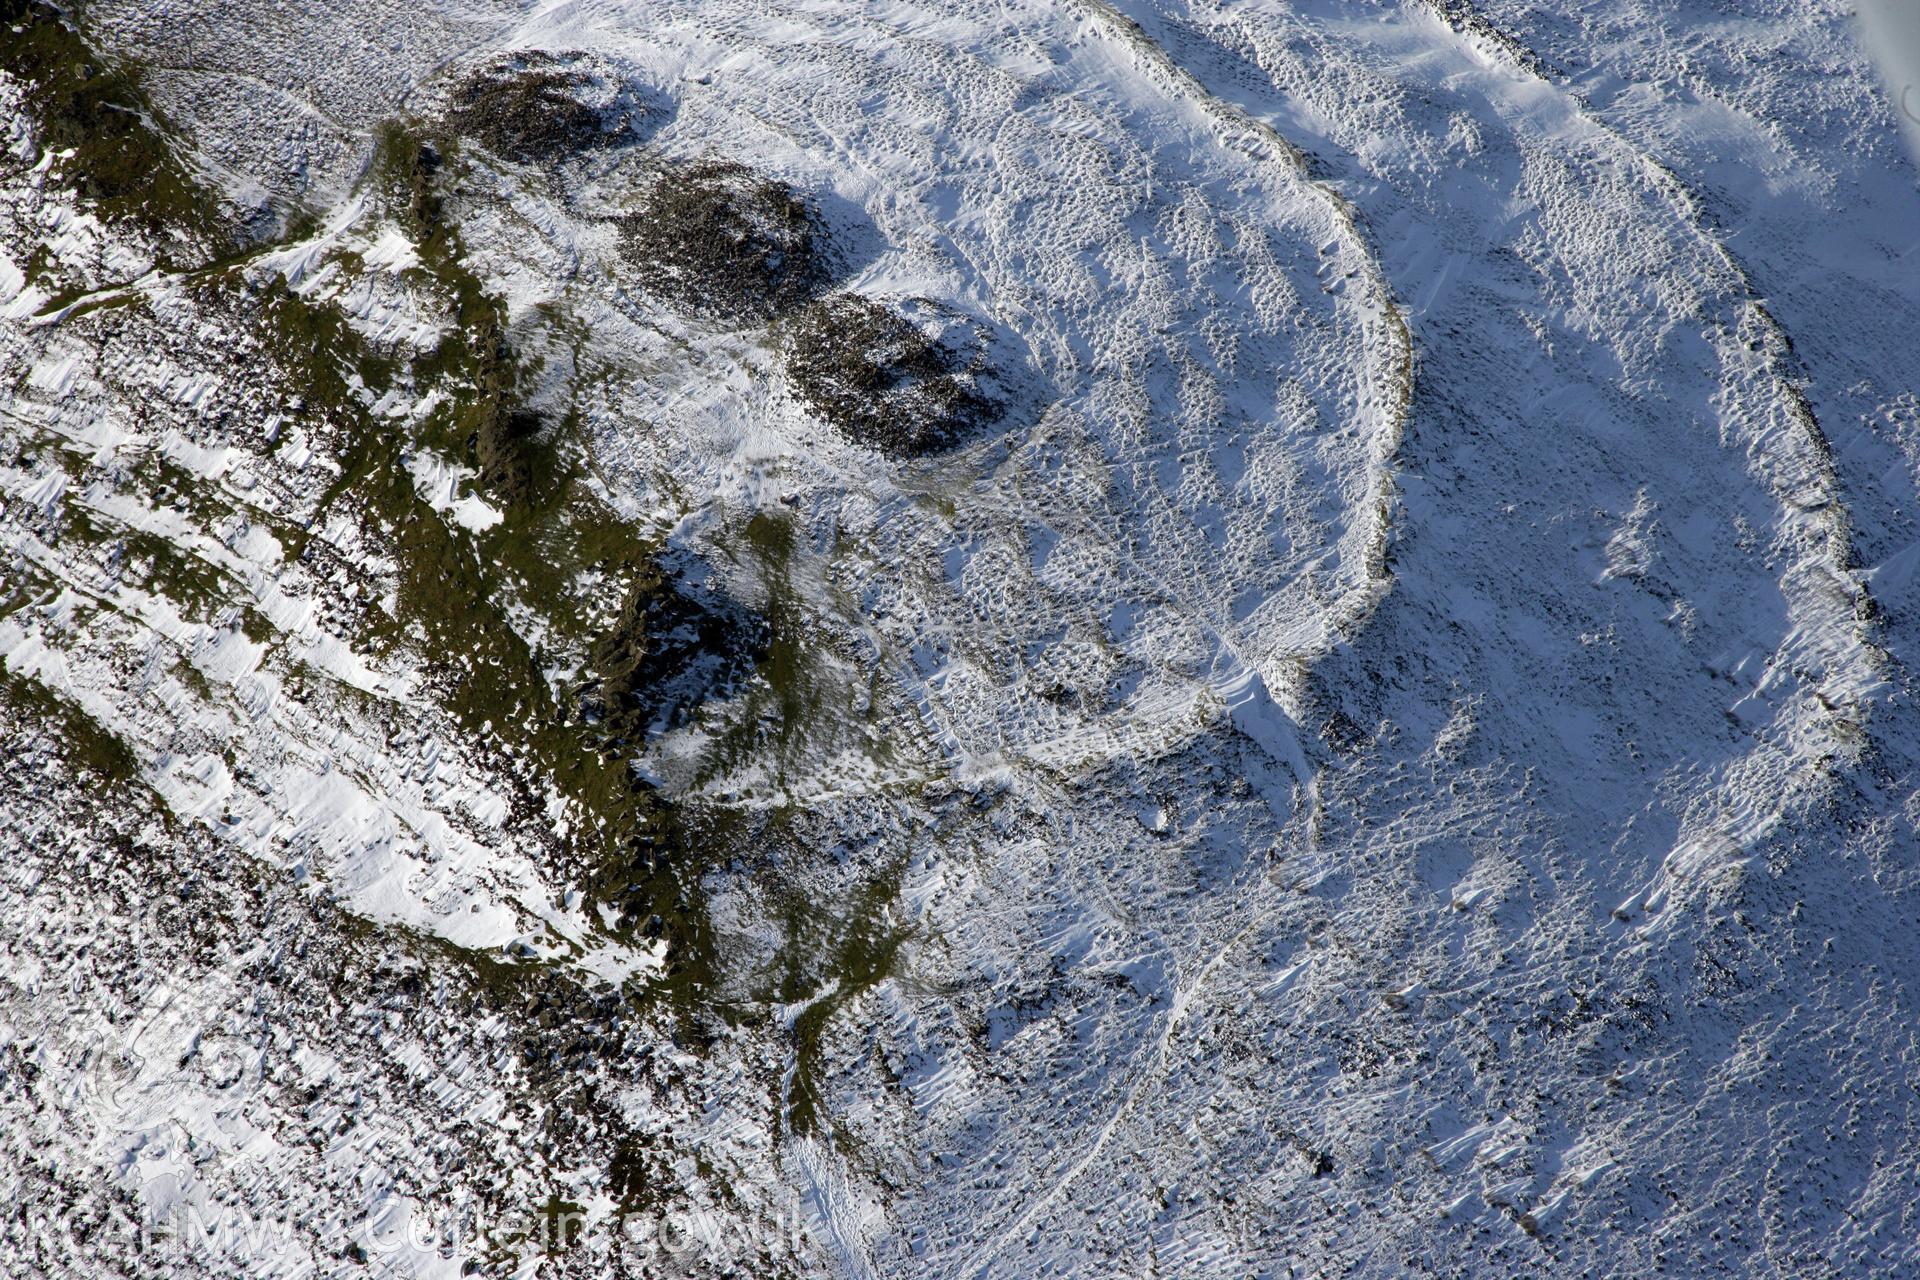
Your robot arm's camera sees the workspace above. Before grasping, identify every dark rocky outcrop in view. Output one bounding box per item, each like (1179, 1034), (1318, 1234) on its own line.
(619, 160), (830, 324)
(784, 293), (995, 455)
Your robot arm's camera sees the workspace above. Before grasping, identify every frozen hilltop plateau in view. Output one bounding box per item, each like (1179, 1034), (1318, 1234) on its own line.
(4, 0), (1920, 1275)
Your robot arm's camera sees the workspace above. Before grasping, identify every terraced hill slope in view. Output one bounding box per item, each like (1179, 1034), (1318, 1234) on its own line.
(4, 1), (1919, 1276)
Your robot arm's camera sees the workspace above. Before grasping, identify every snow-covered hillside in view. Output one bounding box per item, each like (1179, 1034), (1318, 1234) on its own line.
(4, 0), (1918, 1275)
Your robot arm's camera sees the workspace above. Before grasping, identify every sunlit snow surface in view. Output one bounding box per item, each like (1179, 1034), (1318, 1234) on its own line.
(5, 0), (1920, 1276)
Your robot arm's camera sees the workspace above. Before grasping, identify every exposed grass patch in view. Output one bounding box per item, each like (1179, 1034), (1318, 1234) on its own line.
(718, 512), (847, 782)
(249, 124), (765, 1005)
(0, 0), (233, 258)
(0, 34), (861, 1221)
(778, 865), (914, 1137)
(368, 126), (553, 512)
(0, 667), (141, 788)
(4, 437), (239, 627)
(8, 47), (918, 1153)
(587, 560), (766, 750)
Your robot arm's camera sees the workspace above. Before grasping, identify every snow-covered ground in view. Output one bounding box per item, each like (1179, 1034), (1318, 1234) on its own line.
(5, 0), (1919, 1276)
